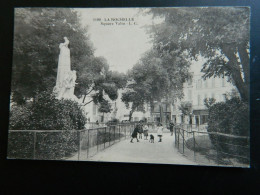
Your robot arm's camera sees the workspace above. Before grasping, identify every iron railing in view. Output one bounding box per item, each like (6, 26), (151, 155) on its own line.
(7, 123), (137, 161)
(174, 124), (250, 167)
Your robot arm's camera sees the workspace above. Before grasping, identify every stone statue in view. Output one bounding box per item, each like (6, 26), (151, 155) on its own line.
(53, 37), (78, 101)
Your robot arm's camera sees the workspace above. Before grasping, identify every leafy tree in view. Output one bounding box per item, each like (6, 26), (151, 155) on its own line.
(145, 7), (249, 102)
(121, 89), (145, 121)
(12, 8), (127, 106)
(122, 48), (191, 120)
(12, 8), (94, 104)
(178, 101), (193, 116)
(98, 99), (112, 118)
(204, 98), (216, 109)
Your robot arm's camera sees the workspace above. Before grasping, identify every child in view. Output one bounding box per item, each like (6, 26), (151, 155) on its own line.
(138, 122), (143, 139)
(143, 124), (149, 140)
(157, 123), (164, 142)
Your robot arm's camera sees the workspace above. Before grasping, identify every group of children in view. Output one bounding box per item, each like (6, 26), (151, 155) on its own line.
(130, 122), (165, 143)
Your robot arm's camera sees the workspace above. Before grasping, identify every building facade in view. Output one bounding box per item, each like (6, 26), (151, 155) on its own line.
(82, 58), (236, 126)
(172, 59), (236, 125)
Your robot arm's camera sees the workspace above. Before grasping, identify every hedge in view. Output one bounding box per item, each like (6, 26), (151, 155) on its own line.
(207, 97), (249, 163)
(8, 92), (86, 160)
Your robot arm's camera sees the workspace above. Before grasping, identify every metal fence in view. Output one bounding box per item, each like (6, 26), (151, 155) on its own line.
(7, 123), (136, 161)
(174, 124), (250, 167)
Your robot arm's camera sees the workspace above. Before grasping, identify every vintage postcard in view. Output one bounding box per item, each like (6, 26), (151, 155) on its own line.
(8, 7), (250, 167)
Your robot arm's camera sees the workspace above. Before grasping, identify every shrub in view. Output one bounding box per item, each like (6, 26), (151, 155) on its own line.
(9, 91), (86, 130)
(8, 91), (86, 160)
(207, 97), (249, 163)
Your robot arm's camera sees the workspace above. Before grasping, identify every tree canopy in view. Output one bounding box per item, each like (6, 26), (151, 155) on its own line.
(11, 8), (127, 106)
(122, 47), (191, 120)
(145, 7), (250, 102)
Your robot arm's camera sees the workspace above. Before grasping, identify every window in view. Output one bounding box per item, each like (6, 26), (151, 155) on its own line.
(204, 79), (208, 88)
(222, 94), (226, 101)
(212, 78), (215, 88)
(198, 95), (201, 105)
(197, 79), (202, 89)
(204, 93), (207, 100)
(188, 78), (192, 86)
(188, 90), (192, 101)
(93, 103), (96, 115)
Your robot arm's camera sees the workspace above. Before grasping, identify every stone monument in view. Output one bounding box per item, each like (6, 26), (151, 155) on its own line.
(53, 37), (78, 101)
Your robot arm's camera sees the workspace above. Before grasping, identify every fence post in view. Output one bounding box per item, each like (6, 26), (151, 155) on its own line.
(87, 129), (89, 158)
(33, 131), (36, 160)
(193, 131), (195, 161)
(182, 129), (185, 154)
(104, 127), (106, 149)
(178, 128), (180, 150)
(114, 127), (115, 144)
(174, 127), (177, 147)
(119, 125), (121, 141)
(109, 127), (111, 146)
(216, 134), (219, 165)
(78, 131), (81, 161)
(97, 129), (99, 152)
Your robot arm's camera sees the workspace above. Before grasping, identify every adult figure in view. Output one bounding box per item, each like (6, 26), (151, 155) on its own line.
(157, 123), (164, 142)
(169, 121), (175, 136)
(143, 124), (149, 140)
(130, 126), (140, 143)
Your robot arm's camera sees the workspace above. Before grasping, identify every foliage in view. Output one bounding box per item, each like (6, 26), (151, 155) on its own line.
(12, 8), (94, 103)
(98, 99), (112, 114)
(178, 102), (193, 116)
(145, 7), (249, 102)
(12, 8), (127, 106)
(8, 131), (78, 160)
(207, 97), (249, 163)
(203, 98), (216, 109)
(122, 48), (191, 120)
(9, 91), (86, 130)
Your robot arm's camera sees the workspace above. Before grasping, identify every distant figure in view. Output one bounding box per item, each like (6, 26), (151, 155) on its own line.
(143, 124), (149, 140)
(149, 134), (154, 143)
(169, 121), (175, 136)
(138, 122), (143, 139)
(157, 123), (164, 142)
(130, 126), (140, 143)
(96, 120), (99, 126)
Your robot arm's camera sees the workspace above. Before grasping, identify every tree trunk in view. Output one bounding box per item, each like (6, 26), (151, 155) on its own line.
(222, 45), (249, 102)
(82, 94), (86, 103)
(83, 99), (93, 106)
(237, 42), (249, 85)
(129, 110), (133, 121)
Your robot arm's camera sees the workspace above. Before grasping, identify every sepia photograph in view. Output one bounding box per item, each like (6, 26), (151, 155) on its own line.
(8, 7), (250, 167)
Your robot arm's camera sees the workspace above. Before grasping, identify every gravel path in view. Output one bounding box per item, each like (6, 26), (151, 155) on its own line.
(85, 132), (197, 165)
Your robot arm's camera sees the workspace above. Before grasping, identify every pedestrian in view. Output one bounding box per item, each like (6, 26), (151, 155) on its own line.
(169, 121), (175, 136)
(138, 122), (143, 139)
(130, 126), (140, 143)
(143, 124), (149, 140)
(96, 120), (99, 127)
(157, 123), (164, 142)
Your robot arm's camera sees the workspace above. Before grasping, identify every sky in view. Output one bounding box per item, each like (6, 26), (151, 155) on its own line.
(75, 8), (158, 73)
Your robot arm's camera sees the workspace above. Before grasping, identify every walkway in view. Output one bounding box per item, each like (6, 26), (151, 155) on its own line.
(84, 132), (197, 165)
